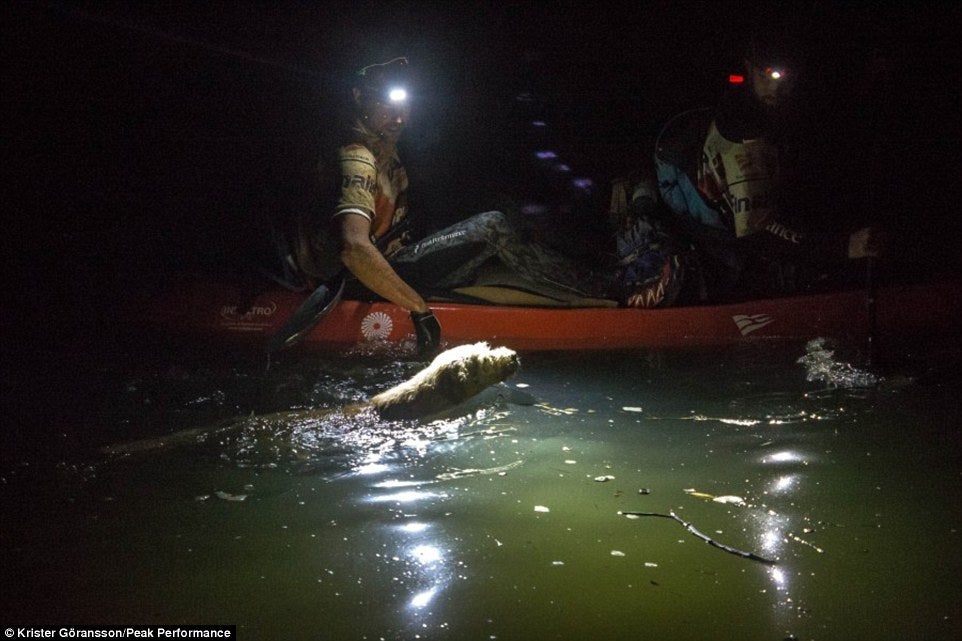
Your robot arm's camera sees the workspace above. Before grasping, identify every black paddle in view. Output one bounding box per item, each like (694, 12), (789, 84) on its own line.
(267, 276), (345, 354)
(266, 219), (412, 354)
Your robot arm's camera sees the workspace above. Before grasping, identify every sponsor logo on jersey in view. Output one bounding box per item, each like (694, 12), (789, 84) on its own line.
(342, 173), (377, 194)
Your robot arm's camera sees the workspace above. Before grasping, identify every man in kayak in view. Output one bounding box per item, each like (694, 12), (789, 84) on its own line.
(290, 57), (441, 351)
(289, 57), (622, 348)
(636, 33), (882, 302)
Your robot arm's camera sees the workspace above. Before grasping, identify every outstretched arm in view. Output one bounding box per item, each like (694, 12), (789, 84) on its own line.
(338, 213), (429, 313)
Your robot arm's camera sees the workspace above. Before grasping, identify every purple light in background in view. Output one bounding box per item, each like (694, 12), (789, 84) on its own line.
(572, 178), (594, 191)
(532, 120), (547, 128)
(555, 164), (571, 173)
(535, 150), (557, 160)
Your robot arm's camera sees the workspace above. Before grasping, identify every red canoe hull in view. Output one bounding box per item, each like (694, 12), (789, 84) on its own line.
(130, 277), (961, 352)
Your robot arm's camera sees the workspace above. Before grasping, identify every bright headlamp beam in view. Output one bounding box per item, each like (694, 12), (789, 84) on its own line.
(388, 87), (408, 103)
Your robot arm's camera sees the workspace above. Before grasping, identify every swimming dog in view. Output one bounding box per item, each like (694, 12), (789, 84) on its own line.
(103, 342), (520, 455)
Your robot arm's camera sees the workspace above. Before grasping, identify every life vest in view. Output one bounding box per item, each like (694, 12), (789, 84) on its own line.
(700, 121), (779, 239)
(655, 106), (781, 241)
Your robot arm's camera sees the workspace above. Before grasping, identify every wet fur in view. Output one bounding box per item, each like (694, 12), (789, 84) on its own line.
(103, 342), (520, 455)
(367, 342), (520, 420)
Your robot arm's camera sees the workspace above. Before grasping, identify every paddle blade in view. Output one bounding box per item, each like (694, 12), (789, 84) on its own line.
(267, 279), (345, 353)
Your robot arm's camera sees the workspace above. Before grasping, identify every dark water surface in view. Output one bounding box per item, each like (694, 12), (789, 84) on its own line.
(2, 338), (960, 641)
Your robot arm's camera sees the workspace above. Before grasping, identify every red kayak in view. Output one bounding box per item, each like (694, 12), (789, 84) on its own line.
(129, 276), (960, 352)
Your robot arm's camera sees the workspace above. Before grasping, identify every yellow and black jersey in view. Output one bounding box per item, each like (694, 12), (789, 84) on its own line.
(698, 120), (780, 239)
(333, 142), (409, 243)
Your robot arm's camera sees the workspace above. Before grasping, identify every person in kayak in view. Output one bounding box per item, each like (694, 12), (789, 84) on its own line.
(642, 33), (882, 301)
(289, 57), (625, 340)
(289, 57), (441, 351)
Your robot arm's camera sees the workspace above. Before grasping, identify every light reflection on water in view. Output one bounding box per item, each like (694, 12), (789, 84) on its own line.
(762, 449), (809, 464)
(2, 340), (960, 640)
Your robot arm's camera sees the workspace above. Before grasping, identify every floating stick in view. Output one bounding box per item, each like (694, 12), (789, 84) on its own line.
(620, 510), (777, 565)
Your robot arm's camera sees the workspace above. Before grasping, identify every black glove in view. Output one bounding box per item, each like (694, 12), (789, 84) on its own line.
(410, 310), (442, 354)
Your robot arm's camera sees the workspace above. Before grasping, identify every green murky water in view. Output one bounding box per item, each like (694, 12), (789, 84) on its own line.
(2, 339), (960, 640)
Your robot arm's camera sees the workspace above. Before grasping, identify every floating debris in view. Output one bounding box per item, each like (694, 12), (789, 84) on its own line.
(435, 460), (523, 481)
(619, 510), (776, 565)
(610, 550), (626, 557)
(535, 403), (579, 416)
(638, 488), (651, 495)
(622, 406), (643, 413)
(712, 495), (746, 505)
(534, 505), (551, 513)
(644, 562), (658, 568)
(215, 491), (247, 502)
(594, 475), (616, 482)
(684, 488), (746, 505)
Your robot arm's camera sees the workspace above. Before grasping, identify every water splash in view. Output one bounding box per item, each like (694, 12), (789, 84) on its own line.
(796, 338), (880, 389)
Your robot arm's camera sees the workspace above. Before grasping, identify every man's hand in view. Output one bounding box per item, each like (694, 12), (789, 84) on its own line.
(411, 310), (442, 354)
(848, 227), (882, 259)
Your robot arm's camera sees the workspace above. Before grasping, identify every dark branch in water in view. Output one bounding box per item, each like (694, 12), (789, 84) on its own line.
(619, 510), (777, 565)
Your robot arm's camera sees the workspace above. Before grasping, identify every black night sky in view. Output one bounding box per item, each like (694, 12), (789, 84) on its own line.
(3, 1), (961, 355)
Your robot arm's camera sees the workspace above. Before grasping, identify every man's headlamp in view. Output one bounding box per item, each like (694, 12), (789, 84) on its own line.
(765, 67), (786, 80)
(356, 57), (410, 105)
(387, 87), (408, 104)
(745, 33), (798, 82)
